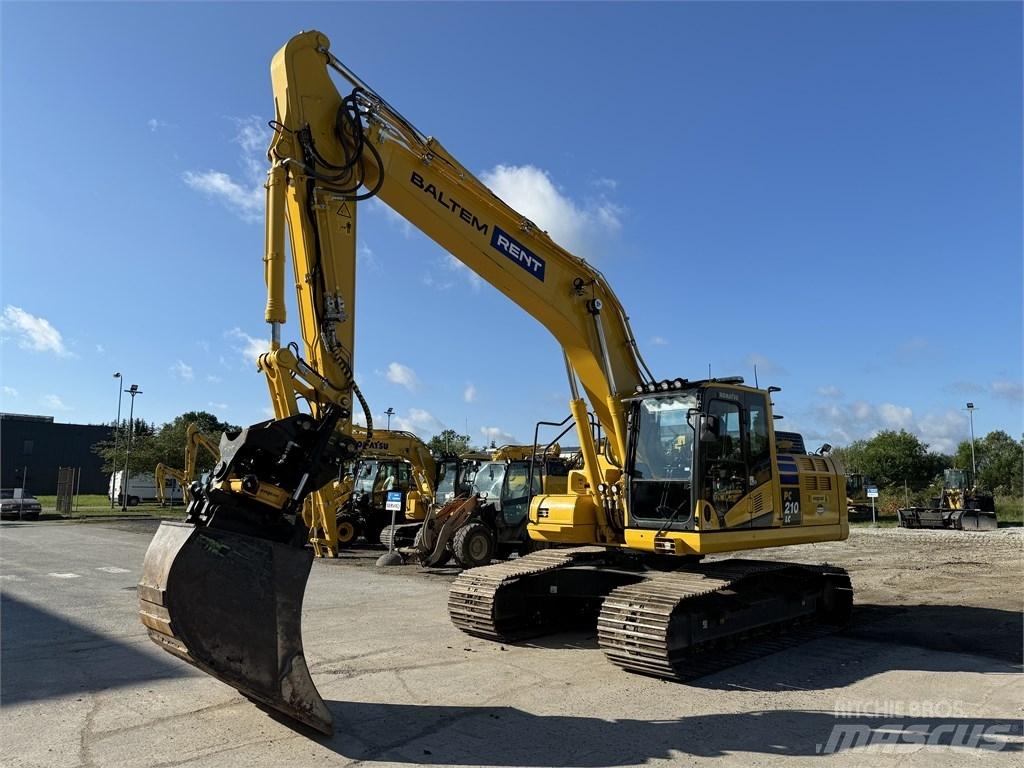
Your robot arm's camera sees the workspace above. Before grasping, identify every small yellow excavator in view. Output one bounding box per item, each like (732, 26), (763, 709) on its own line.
(154, 424), (221, 506)
(138, 31), (851, 735)
(330, 427), (436, 547)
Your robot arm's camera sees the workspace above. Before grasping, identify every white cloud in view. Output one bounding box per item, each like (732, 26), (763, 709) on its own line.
(744, 353), (788, 377)
(170, 360), (194, 381)
(206, 374), (223, 384)
(183, 170), (262, 220)
(147, 118), (168, 132)
(808, 399), (968, 454)
(990, 379), (1024, 402)
(424, 254), (482, 293)
(358, 243), (382, 272)
(396, 408), (444, 438)
(464, 383), (477, 403)
(422, 271), (454, 291)
(208, 401), (229, 412)
(42, 394), (70, 412)
(592, 177), (618, 190)
(479, 164), (622, 254)
(649, 336), (668, 347)
(481, 426), (517, 446)
(2, 386), (18, 397)
(817, 385), (842, 398)
(95, 344), (105, 354)
(877, 403), (913, 429)
(385, 362), (419, 391)
(359, 408), (445, 439)
(226, 328), (267, 366)
(0, 306), (72, 357)
(183, 116), (269, 222)
(368, 198), (413, 237)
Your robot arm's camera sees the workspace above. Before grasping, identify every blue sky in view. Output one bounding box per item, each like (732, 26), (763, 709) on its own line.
(1, 2), (1020, 454)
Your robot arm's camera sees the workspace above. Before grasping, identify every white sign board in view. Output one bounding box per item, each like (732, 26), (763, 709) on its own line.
(866, 486), (879, 499)
(385, 491), (403, 512)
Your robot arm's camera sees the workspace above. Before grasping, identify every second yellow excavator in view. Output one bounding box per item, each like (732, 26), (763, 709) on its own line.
(154, 423), (222, 506)
(139, 30), (852, 735)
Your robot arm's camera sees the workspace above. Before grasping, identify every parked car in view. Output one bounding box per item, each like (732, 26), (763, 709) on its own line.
(0, 489), (42, 521)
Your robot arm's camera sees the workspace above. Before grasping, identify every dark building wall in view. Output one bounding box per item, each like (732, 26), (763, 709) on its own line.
(0, 414), (113, 495)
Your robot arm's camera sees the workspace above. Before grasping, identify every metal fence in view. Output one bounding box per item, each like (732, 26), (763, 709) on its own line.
(55, 466), (81, 515)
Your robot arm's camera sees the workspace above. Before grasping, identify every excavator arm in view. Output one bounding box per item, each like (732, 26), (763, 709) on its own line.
(265, 31), (658, 544)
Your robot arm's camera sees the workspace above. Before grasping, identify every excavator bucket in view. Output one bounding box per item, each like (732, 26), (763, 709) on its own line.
(138, 521), (332, 734)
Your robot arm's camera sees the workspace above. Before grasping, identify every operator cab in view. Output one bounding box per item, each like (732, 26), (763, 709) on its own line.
(353, 459), (413, 505)
(473, 456), (570, 526)
(626, 379), (774, 531)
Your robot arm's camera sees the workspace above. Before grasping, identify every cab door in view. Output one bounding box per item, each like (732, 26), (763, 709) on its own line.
(698, 396), (749, 529)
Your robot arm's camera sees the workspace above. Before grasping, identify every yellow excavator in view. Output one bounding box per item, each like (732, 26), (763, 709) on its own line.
(154, 423), (222, 506)
(331, 427), (436, 547)
(138, 31), (851, 735)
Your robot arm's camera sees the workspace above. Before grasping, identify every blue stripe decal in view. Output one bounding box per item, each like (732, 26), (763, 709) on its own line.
(780, 474), (800, 486)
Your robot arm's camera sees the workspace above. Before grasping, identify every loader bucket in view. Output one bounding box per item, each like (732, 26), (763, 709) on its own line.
(959, 510), (998, 531)
(138, 521), (332, 734)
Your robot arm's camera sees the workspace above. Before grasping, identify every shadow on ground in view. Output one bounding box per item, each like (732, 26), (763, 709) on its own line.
(511, 603), (1022, 676)
(0, 592), (190, 705)
(308, 704), (1021, 765)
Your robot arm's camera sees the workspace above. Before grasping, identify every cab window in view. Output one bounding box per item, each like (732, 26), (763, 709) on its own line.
(702, 398), (745, 514)
(744, 392), (771, 486)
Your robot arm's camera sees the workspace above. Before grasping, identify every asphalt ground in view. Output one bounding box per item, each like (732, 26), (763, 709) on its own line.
(1, 519), (1020, 767)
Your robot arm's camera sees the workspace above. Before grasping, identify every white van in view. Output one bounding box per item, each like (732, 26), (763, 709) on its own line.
(108, 471), (183, 506)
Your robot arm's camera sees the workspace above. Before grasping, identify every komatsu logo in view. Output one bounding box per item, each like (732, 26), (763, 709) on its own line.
(491, 226), (545, 281)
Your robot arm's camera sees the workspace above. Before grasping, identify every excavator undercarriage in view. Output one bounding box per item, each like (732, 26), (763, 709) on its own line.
(450, 549), (853, 680)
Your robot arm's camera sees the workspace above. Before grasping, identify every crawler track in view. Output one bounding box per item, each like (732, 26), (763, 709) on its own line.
(449, 552), (852, 683)
(448, 547), (609, 641)
(597, 561), (852, 680)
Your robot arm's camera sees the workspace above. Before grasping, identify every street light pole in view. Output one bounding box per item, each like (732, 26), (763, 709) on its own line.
(110, 372), (123, 509)
(966, 402), (977, 481)
(385, 407), (395, 431)
(120, 385), (143, 511)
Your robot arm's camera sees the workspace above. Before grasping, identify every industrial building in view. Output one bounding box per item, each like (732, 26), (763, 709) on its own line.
(0, 413), (112, 495)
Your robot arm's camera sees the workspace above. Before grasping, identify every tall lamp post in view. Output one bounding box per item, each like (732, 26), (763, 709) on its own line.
(966, 402), (978, 481)
(120, 384), (143, 511)
(110, 372), (123, 509)
(385, 407), (395, 431)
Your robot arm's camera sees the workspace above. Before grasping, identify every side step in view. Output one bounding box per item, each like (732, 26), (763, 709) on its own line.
(597, 561), (852, 680)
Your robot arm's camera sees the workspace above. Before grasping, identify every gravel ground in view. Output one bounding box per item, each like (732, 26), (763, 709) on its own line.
(2, 520), (1020, 767)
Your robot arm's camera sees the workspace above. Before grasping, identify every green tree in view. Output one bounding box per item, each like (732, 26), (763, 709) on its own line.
(841, 430), (950, 491)
(92, 411), (239, 476)
(149, 411), (241, 472)
(954, 430), (1023, 496)
(426, 429), (472, 456)
(91, 418), (157, 474)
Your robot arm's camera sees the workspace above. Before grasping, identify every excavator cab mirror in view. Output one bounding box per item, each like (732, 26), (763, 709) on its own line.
(699, 414), (720, 443)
